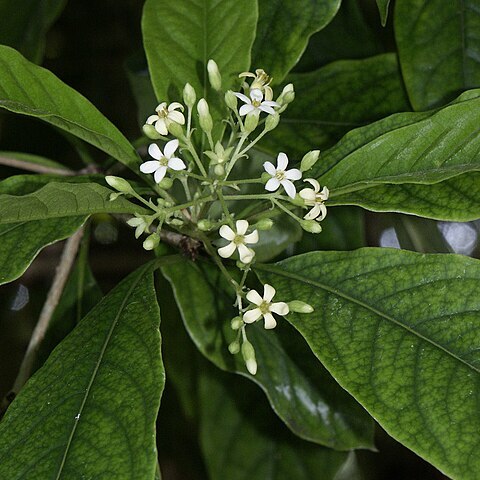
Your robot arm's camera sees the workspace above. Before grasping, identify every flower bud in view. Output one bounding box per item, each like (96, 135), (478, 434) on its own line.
(207, 59), (222, 91)
(142, 124), (162, 139)
(224, 90), (237, 110)
(197, 219), (213, 231)
(277, 83), (295, 106)
(228, 340), (240, 354)
(300, 150), (320, 172)
(214, 164), (225, 176)
(264, 113), (280, 132)
(241, 340), (257, 375)
(300, 219), (322, 234)
(158, 177), (173, 189)
(287, 300), (314, 314)
(105, 176), (133, 194)
(109, 192), (123, 201)
(231, 316), (243, 330)
(244, 111), (259, 132)
(143, 232), (160, 250)
(167, 121), (184, 139)
(261, 172), (271, 183)
(183, 82), (196, 108)
(197, 98), (213, 133)
(255, 218), (274, 230)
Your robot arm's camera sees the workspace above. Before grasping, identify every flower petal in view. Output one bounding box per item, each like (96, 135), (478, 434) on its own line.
(263, 312), (277, 329)
(148, 143), (163, 160)
(140, 160), (160, 174)
(319, 186), (329, 201)
(239, 104), (255, 116)
(233, 92), (251, 104)
(262, 100), (280, 108)
(317, 204), (327, 221)
(281, 179), (296, 199)
(250, 88), (263, 102)
(156, 102), (167, 111)
(154, 118), (168, 135)
(246, 289), (263, 306)
(244, 229), (259, 244)
(164, 139), (179, 159)
(304, 204), (321, 220)
(154, 166), (167, 183)
(285, 168), (302, 181)
(238, 244), (254, 263)
(243, 307), (262, 324)
(270, 301), (289, 316)
(218, 242), (236, 258)
(219, 225), (235, 241)
(263, 284), (276, 302)
(305, 178), (320, 192)
(168, 157), (186, 171)
(236, 219), (249, 235)
(146, 114), (159, 125)
(258, 105), (276, 115)
(263, 161), (276, 176)
(277, 152), (289, 170)
(265, 177), (280, 192)
(168, 102), (184, 112)
(299, 188), (317, 203)
(167, 110), (185, 125)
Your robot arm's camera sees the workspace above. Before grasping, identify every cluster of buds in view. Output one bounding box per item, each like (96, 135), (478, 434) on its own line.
(106, 60), (328, 374)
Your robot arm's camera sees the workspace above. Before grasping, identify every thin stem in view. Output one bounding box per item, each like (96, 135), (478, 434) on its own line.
(217, 189), (234, 227)
(225, 132), (249, 178)
(224, 193), (280, 201)
(184, 138), (208, 177)
(220, 178), (263, 186)
(272, 198), (303, 222)
(237, 129), (268, 157)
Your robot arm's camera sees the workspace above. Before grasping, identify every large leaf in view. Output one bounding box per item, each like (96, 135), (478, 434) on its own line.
(256, 249), (480, 479)
(0, 181), (147, 224)
(142, 0), (257, 103)
(162, 258), (374, 450)
(395, 0), (480, 110)
(199, 367), (355, 480)
(0, 263), (164, 479)
(251, 0), (341, 83)
(315, 90), (480, 217)
(0, 0), (67, 63)
(263, 54), (410, 155)
(375, 0), (391, 26)
(0, 46), (139, 170)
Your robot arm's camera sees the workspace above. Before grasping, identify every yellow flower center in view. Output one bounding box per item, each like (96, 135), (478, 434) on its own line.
(251, 99), (261, 108)
(259, 301), (270, 314)
(275, 170), (286, 181)
(157, 106), (169, 118)
(233, 234), (245, 245)
(159, 156), (168, 167)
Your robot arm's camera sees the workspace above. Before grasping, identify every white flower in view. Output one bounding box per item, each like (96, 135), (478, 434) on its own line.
(218, 220), (259, 264)
(263, 152), (302, 199)
(127, 215), (150, 239)
(239, 69), (273, 100)
(234, 88), (279, 116)
(299, 179), (329, 221)
(140, 139), (186, 183)
(244, 284), (289, 329)
(146, 102), (185, 135)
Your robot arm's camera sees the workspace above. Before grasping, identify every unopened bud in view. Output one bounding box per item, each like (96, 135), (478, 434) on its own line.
(183, 83), (196, 108)
(231, 316), (243, 330)
(228, 340), (240, 354)
(207, 59), (222, 91)
(277, 83), (295, 106)
(244, 111), (259, 132)
(287, 300), (314, 314)
(241, 340), (257, 375)
(158, 177), (173, 189)
(143, 124), (162, 139)
(255, 218), (273, 230)
(197, 219), (213, 231)
(300, 219), (322, 234)
(225, 90), (237, 110)
(300, 150), (320, 172)
(167, 121), (184, 139)
(264, 113), (280, 132)
(143, 232), (160, 250)
(105, 176), (133, 194)
(197, 98), (213, 133)
(214, 164), (225, 176)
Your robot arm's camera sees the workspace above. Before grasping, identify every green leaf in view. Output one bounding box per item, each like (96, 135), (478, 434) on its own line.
(0, 263), (164, 479)
(316, 90), (480, 211)
(375, 0), (391, 26)
(0, 151), (71, 173)
(0, 0), (67, 62)
(199, 367), (354, 480)
(162, 258), (374, 450)
(0, 181), (147, 224)
(142, 0), (257, 102)
(395, 0), (480, 110)
(256, 249), (480, 480)
(263, 54), (410, 155)
(0, 45), (139, 170)
(252, 0), (341, 83)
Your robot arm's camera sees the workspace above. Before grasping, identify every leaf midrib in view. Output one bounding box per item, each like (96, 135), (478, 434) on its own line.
(255, 263), (480, 376)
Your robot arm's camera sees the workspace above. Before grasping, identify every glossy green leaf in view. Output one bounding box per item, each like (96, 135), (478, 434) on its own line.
(252, 0), (341, 83)
(142, 0), (257, 102)
(376, 0), (391, 26)
(199, 367), (354, 480)
(0, 0), (67, 62)
(395, 0), (480, 110)
(0, 181), (147, 224)
(0, 46), (139, 169)
(263, 54), (410, 155)
(316, 90), (480, 204)
(0, 263), (164, 479)
(256, 249), (480, 479)
(0, 151), (71, 173)
(162, 258), (374, 450)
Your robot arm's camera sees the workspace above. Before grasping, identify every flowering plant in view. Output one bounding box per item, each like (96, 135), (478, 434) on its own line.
(0, 1), (479, 479)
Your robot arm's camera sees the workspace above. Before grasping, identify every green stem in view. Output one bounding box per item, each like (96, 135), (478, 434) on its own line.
(272, 198), (303, 222)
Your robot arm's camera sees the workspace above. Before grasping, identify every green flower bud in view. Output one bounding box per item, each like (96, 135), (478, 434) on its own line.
(231, 316), (243, 330)
(255, 218), (274, 230)
(197, 219), (213, 231)
(109, 192), (123, 201)
(300, 150), (320, 172)
(158, 177), (173, 189)
(142, 123), (162, 139)
(207, 59), (222, 91)
(277, 83), (295, 106)
(264, 113), (280, 132)
(167, 121), (184, 139)
(241, 340), (257, 375)
(183, 82), (196, 108)
(228, 340), (240, 354)
(197, 98), (213, 133)
(143, 232), (160, 251)
(105, 176), (133, 194)
(225, 90), (237, 110)
(261, 171), (271, 183)
(287, 300), (314, 314)
(244, 111), (259, 132)
(300, 219), (322, 234)
(214, 164), (225, 176)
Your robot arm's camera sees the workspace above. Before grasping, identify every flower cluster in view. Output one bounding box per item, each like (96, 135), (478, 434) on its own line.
(106, 60), (327, 374)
